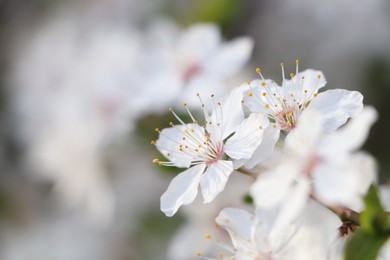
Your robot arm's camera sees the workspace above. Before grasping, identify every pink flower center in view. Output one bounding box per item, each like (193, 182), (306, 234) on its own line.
(205, 146), (224, 167)
(182, 64), (202, 82)
(275, 106), (299, 131)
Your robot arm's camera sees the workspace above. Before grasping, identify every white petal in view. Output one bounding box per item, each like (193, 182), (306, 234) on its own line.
(224, 113), (269, 161)
(250, 162), (299, 210)
(221, 87), (245, 139)
(216, 208), (255, 243)
(285, 109), (323, 159)
(273, 178), (311, 230)
(299, 69), (327, 94)
(308, 89), (363, 132)
(243, 125), (280, 169)
(243, 79), (283, 114)
(177, 23), (221, 61)
(205, 37), (254, 76)
(160, 164), (206, 217)
(177, 75), (224, 108)
(319, 106), (378, 157)
(313, 152), (377, 211)
(155, 124), (205, 168)
(200, 160), (234, 203)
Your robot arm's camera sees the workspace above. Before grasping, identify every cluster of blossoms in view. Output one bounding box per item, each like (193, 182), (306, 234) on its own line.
(9, 16), (253, 224)
(153, 60), (381, 259)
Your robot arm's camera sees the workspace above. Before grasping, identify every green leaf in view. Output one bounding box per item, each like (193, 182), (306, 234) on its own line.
(345, 229), (388, 260)
(345, 185), (390, 260)
(360, 185), (390, 233)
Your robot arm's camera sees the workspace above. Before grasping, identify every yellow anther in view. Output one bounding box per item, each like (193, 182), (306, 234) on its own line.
(205, 234), (212, 239)
(317, 74), (321, 79)
(154, 128), (159, 132)
(241, 100), (244, 104)
(265, 103), (269, 108)
(290, 73), (295, 78)
(304, 89), (308, 93)
(262, 92), (266, 96)
(314, 93), (318, 97)
(246, 81), (250, 85)
(166, 153), (170, 156)
(248, 92), (253, 97)
(261, 81), (266, 86)
(256, 67), (261, 74)
(296, 59), (300, 64)
(193, 120), (198, 124)
(195, 149), (199, 152)
(302, 76), (305, 79)
(280, 62), (284, 67)
(168, 108), (173, 112)
(152, 159), (159, 164)
(169, 122), (174, 126)
(150, 140), (155, 145)
(183, 102), (187, 106)
(196, 252), (201, 257)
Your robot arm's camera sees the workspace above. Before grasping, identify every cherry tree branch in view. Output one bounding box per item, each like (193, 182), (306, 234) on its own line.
(310, 194), (361, 224)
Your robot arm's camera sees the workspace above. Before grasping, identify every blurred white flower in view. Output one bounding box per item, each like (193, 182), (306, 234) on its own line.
(242, 62), (363, 168)
(251, 107), (378, 228)
(167, 172), (253, 260)
(8, 12), (143, 225)
(140, 20), (254, 112)
(154, 89), (267, 216)
(213, 199), (341, 260)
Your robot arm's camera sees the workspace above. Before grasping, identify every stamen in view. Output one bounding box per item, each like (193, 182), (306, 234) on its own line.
(296, 59), (300, 75)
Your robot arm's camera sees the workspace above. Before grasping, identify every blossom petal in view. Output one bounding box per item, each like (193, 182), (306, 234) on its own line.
(273, 178), (311, 230)
(285, 109), (323, 159)
(216, 208), (255, 247)
(250, 162), (299, 210)
(220, 87), (245, 139)
(177, 24), (221, 61)
(155, 123), (205, 168)
(243, 79), (283, 114)
(200, 160), (234, 203)
(283, 69), (326, 98)
(205, 37), (254, 76)
(308, 89), (363, 132)
(160, 164), (206, 217)
(313, 152), (377, 211)
(224, 113), (269, 161)
(319, 106), (378, 157)
(242, 125), (280, 169)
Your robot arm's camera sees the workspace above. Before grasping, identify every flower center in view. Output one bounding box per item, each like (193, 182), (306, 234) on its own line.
(205, 146), (224, 167)
(275, 107), (299, 130)
(182, 64), (202, 82)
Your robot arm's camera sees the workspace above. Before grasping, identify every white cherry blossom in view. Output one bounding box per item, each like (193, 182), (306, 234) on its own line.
(153, 89), (268, 216)
(242, 61), (363, 168)
(211, 200), (341, 260)
(251, 107), (378, 228)
(141, 21), (254, 112)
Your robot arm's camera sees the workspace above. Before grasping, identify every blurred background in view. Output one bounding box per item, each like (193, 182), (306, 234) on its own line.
(0, 0), (389, 259)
